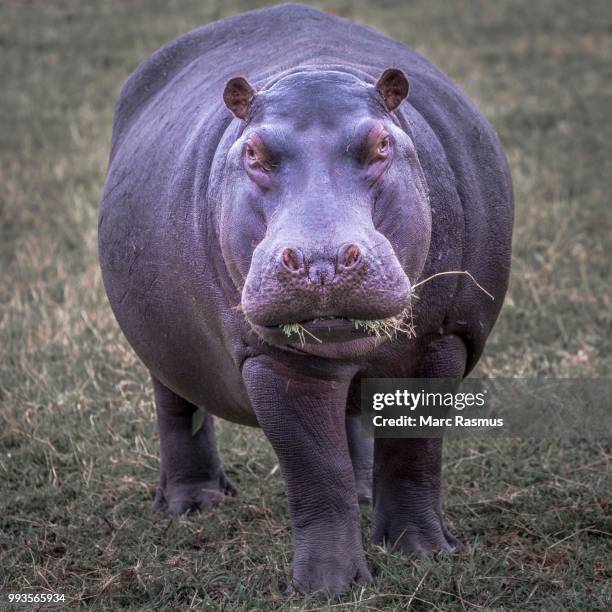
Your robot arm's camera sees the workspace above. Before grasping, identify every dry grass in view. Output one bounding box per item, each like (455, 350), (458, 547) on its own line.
(1, 0), (611, 609)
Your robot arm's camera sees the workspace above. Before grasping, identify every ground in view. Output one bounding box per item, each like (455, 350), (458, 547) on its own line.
(1, 0), (611, 609)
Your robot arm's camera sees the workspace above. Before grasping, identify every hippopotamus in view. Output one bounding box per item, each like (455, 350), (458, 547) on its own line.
(99, 3), (513, 593)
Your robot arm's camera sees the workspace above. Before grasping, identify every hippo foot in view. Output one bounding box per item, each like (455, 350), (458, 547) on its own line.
(372, 509), (463, 554)
(290, 552), (372, 595)
(152, 471), (237, 515)
(288, 524), (372, 594)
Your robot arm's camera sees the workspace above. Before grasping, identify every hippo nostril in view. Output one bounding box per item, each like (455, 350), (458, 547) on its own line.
(281, 247), (304, 273)
(339, 243), (362, 269)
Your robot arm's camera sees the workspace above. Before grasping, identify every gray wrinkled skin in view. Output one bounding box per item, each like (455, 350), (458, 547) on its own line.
(99, 3), (513, 594)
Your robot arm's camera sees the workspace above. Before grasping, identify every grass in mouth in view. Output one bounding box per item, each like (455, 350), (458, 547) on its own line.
(279, 322), (321, 344)
(279, 270), (493, 345)
(351, 305), (416, 340)
(280, 304), (416, 345)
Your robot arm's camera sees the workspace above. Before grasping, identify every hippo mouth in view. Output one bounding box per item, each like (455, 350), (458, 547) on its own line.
(250, 310), (415, 347)
(257, 317), (367, 346)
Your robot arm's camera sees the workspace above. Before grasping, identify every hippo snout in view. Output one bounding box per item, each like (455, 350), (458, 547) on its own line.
(241, 239), (411, 331)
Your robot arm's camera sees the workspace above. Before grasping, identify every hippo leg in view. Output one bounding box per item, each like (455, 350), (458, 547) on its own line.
(372, 335), (466, 553)
(151, 377), (236, 515)
(243, 355), (371, 594)
(346, 414), (374, 505)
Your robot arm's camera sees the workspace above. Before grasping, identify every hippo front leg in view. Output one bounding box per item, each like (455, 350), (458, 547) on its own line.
(372, 335), (466, 554)
(151, 377), (236, 515)
(242, 355), (371, 594)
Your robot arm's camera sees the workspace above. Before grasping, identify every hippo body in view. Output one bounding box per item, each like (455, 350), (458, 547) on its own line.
(99, 3), (512, 593)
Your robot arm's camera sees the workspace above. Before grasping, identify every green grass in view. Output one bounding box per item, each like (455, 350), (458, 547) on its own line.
(1, 0), (611, 608)
(280, 307), (415, 343)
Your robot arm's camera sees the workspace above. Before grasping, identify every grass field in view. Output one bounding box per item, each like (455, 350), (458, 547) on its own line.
(1, 0), (611, 609)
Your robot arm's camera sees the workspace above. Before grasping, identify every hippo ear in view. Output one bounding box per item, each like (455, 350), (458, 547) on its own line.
(375, 68), (410, 112)
(223, 77), (256, 120)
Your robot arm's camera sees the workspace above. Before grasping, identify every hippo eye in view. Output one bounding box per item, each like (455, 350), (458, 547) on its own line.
(377, 136), (390, 157)
(244, 140), (274, 173)
(364, 128), (392, 167)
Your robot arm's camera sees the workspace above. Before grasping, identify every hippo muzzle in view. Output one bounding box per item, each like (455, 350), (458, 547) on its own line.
(241, 226), (411, 345)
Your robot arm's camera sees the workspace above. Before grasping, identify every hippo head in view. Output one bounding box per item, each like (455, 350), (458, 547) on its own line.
(218, 68), (431, 354)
